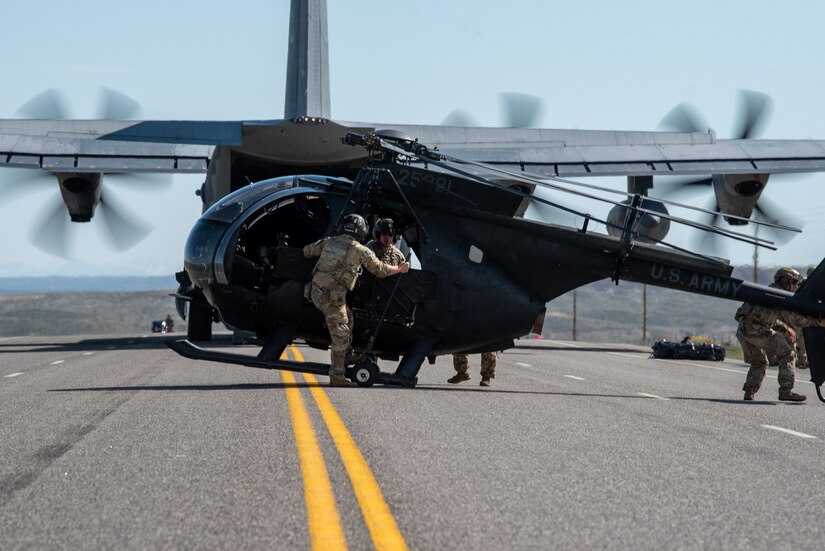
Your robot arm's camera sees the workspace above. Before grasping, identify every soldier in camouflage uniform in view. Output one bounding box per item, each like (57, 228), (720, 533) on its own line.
(365, 218), (406, 266)
(303, 214), (410, 387)
(449, 352), (497, 387)
(736, 267), (824, 402)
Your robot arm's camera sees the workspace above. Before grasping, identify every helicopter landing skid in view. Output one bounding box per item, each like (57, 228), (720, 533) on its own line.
(165, 339), (416, 387)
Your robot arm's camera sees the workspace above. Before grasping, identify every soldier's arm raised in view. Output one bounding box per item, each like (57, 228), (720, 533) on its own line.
(303, 238), (328, 258)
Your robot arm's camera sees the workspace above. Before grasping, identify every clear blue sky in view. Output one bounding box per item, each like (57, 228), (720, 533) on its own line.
(2, 0), (824, 276)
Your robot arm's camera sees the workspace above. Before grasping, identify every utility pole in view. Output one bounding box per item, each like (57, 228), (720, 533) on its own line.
(752, 224), (759, 283)
(572, 289), (577, 341)
(642, 284), (648, 345)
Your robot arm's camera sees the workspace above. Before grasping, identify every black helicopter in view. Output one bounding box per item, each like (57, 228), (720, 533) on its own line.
(167, 131), (825, 398)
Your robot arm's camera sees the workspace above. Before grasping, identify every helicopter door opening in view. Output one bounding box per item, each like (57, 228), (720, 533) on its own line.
(228, 193), (331, 290)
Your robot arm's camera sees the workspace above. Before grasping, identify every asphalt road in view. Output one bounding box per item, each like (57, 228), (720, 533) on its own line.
(1, 333), (824, 550)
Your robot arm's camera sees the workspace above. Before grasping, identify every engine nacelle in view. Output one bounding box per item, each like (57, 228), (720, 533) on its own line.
(56, 172), (102, 222)
(713, 173), (769, 225)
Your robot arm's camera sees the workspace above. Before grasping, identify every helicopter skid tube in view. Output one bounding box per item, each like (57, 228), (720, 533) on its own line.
(165, 339), (330, 376)
(165, 339), (416, 387)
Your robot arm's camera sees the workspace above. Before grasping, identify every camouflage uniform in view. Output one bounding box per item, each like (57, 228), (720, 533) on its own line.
(794, 324), (808, 369)
(365, 240), (406, 266)
(303, 234), (395, 379)
(452, 352), (497, 379)
(735, 297), (799, 396)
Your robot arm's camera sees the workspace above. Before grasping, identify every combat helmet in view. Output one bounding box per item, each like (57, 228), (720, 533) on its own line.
(372, 218), (396, 241)
(339, 214), (368, 241)
(774, 267), (803, 290)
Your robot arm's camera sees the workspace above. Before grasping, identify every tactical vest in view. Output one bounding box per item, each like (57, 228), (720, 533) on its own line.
(735, 301), (779, 328)
(312, 235), (362, 290)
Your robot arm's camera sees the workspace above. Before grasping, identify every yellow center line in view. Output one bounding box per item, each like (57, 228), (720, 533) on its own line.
(304, 372), (409, 551)
(282, 370), (348, 550)
(280, 345), (304, 362)
(290, 345), (305, 362)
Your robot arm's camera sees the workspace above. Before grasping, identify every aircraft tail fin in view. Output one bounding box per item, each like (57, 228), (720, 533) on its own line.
(284, 0), (331, 119)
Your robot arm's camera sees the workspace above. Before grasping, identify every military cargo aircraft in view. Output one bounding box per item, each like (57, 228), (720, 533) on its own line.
(3, 1), (825, 397)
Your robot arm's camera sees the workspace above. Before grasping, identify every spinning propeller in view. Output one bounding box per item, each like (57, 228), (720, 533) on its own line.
(442, 92), (545, 128)
(443, 93), (574, 225)
(2, 88), (171, 258)
(655, 89), (802, 252)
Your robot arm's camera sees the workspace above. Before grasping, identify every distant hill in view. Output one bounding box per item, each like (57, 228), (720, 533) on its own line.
(0, 290), (181, 337)
(0, 267), (806, 340)
(0, 276), (177, 294)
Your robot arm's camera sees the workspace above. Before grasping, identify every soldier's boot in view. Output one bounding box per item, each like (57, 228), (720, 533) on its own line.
(743, 388), (756, 401)
(345, 349), (364, 366)
(329, 350), (356, 387)
(329, 377), (357, 388)
(447, 371), (470, 384)
(480, 376), (492, 387)
(778, 389), (806, 402)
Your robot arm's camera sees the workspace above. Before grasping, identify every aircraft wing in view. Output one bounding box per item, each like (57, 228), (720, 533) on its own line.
(0, 119), (244, 173)
(4, 118), (825, 178)
(372, 123), (825, 178)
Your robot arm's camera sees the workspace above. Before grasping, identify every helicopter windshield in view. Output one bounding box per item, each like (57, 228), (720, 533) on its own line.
(202, 177), (298, 224)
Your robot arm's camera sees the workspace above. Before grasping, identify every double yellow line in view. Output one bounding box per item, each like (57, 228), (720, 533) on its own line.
(281, 345), (407, 551)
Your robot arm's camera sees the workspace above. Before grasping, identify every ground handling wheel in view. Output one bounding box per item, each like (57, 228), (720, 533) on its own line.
(350, 356), (380, 387)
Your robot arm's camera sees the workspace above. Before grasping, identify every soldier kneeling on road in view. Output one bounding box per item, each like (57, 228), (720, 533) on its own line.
(735, 267), (825, 402)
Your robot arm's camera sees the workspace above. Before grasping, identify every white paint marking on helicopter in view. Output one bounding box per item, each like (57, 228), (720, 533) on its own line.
(0, 336), (19, 342)
(107, 346), (116, 350)
(564, 375), (585, 381)
(761, 425), (816, 439)
(50, 360), (65, 365)
(127, 340), (135, 344)
(637, 392), (668, 400)
(4, 372), (23, 378)
(515, 362), (532, 367)
(83, 352), (94, 356)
